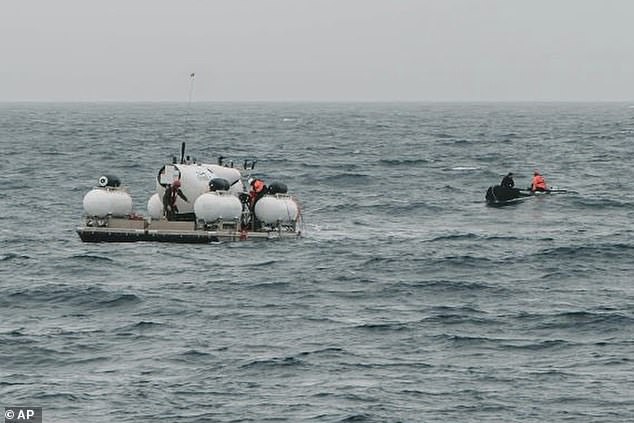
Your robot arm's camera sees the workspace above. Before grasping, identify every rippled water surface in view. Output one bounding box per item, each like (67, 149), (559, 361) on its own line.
(1, 103), (633, 422)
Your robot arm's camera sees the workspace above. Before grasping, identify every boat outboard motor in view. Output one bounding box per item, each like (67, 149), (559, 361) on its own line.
(98, 175), (121, 188)
(485, 186), (495, 203)
(209, 178), (230, 192)
(267, 182), (288, 195)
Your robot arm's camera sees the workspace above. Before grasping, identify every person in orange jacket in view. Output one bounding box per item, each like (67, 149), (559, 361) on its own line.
(248, 178), (267, 209)
(530, 170), (548, 192)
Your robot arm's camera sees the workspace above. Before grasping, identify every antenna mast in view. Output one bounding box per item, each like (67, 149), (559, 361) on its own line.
(183, 72), (196, 156)
(188, 72), (196, 106)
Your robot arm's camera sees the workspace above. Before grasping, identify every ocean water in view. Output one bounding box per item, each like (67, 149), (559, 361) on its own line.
(1, 102), (633, 422)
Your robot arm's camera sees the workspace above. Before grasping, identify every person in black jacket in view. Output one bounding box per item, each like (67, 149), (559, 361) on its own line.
(500, 172), (515, 189)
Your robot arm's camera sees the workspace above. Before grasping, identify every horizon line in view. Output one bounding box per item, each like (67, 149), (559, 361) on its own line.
(1, 99), (633, 104)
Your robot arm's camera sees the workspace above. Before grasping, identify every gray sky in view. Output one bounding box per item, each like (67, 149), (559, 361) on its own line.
(1, 0), (633, 101)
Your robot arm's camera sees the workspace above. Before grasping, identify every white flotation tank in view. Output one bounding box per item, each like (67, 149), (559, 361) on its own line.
(157, 164), (244, 213)
(147, 193), (163, 219)
(194, 192), (242, 222)
(83, 188), (133, 218)
(254, 194), (299, 224)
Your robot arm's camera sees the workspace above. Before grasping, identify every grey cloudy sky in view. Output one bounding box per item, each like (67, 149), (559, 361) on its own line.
(1, 0), (633, 101)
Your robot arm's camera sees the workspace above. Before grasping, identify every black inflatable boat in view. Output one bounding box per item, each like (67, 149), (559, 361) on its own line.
(485, 185), (569, 206)
(485, 185), (532, 206)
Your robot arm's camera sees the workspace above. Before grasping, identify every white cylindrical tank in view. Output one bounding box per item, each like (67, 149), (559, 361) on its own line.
(194, 192), (242, 222)
(147, 193), (163, 219)
(156, 164), (244, 213)
(83, 188), (133, 218)
(254, 195), (299, 224)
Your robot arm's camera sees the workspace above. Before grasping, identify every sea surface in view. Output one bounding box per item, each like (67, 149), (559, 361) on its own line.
(1, 102), (633, 422)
